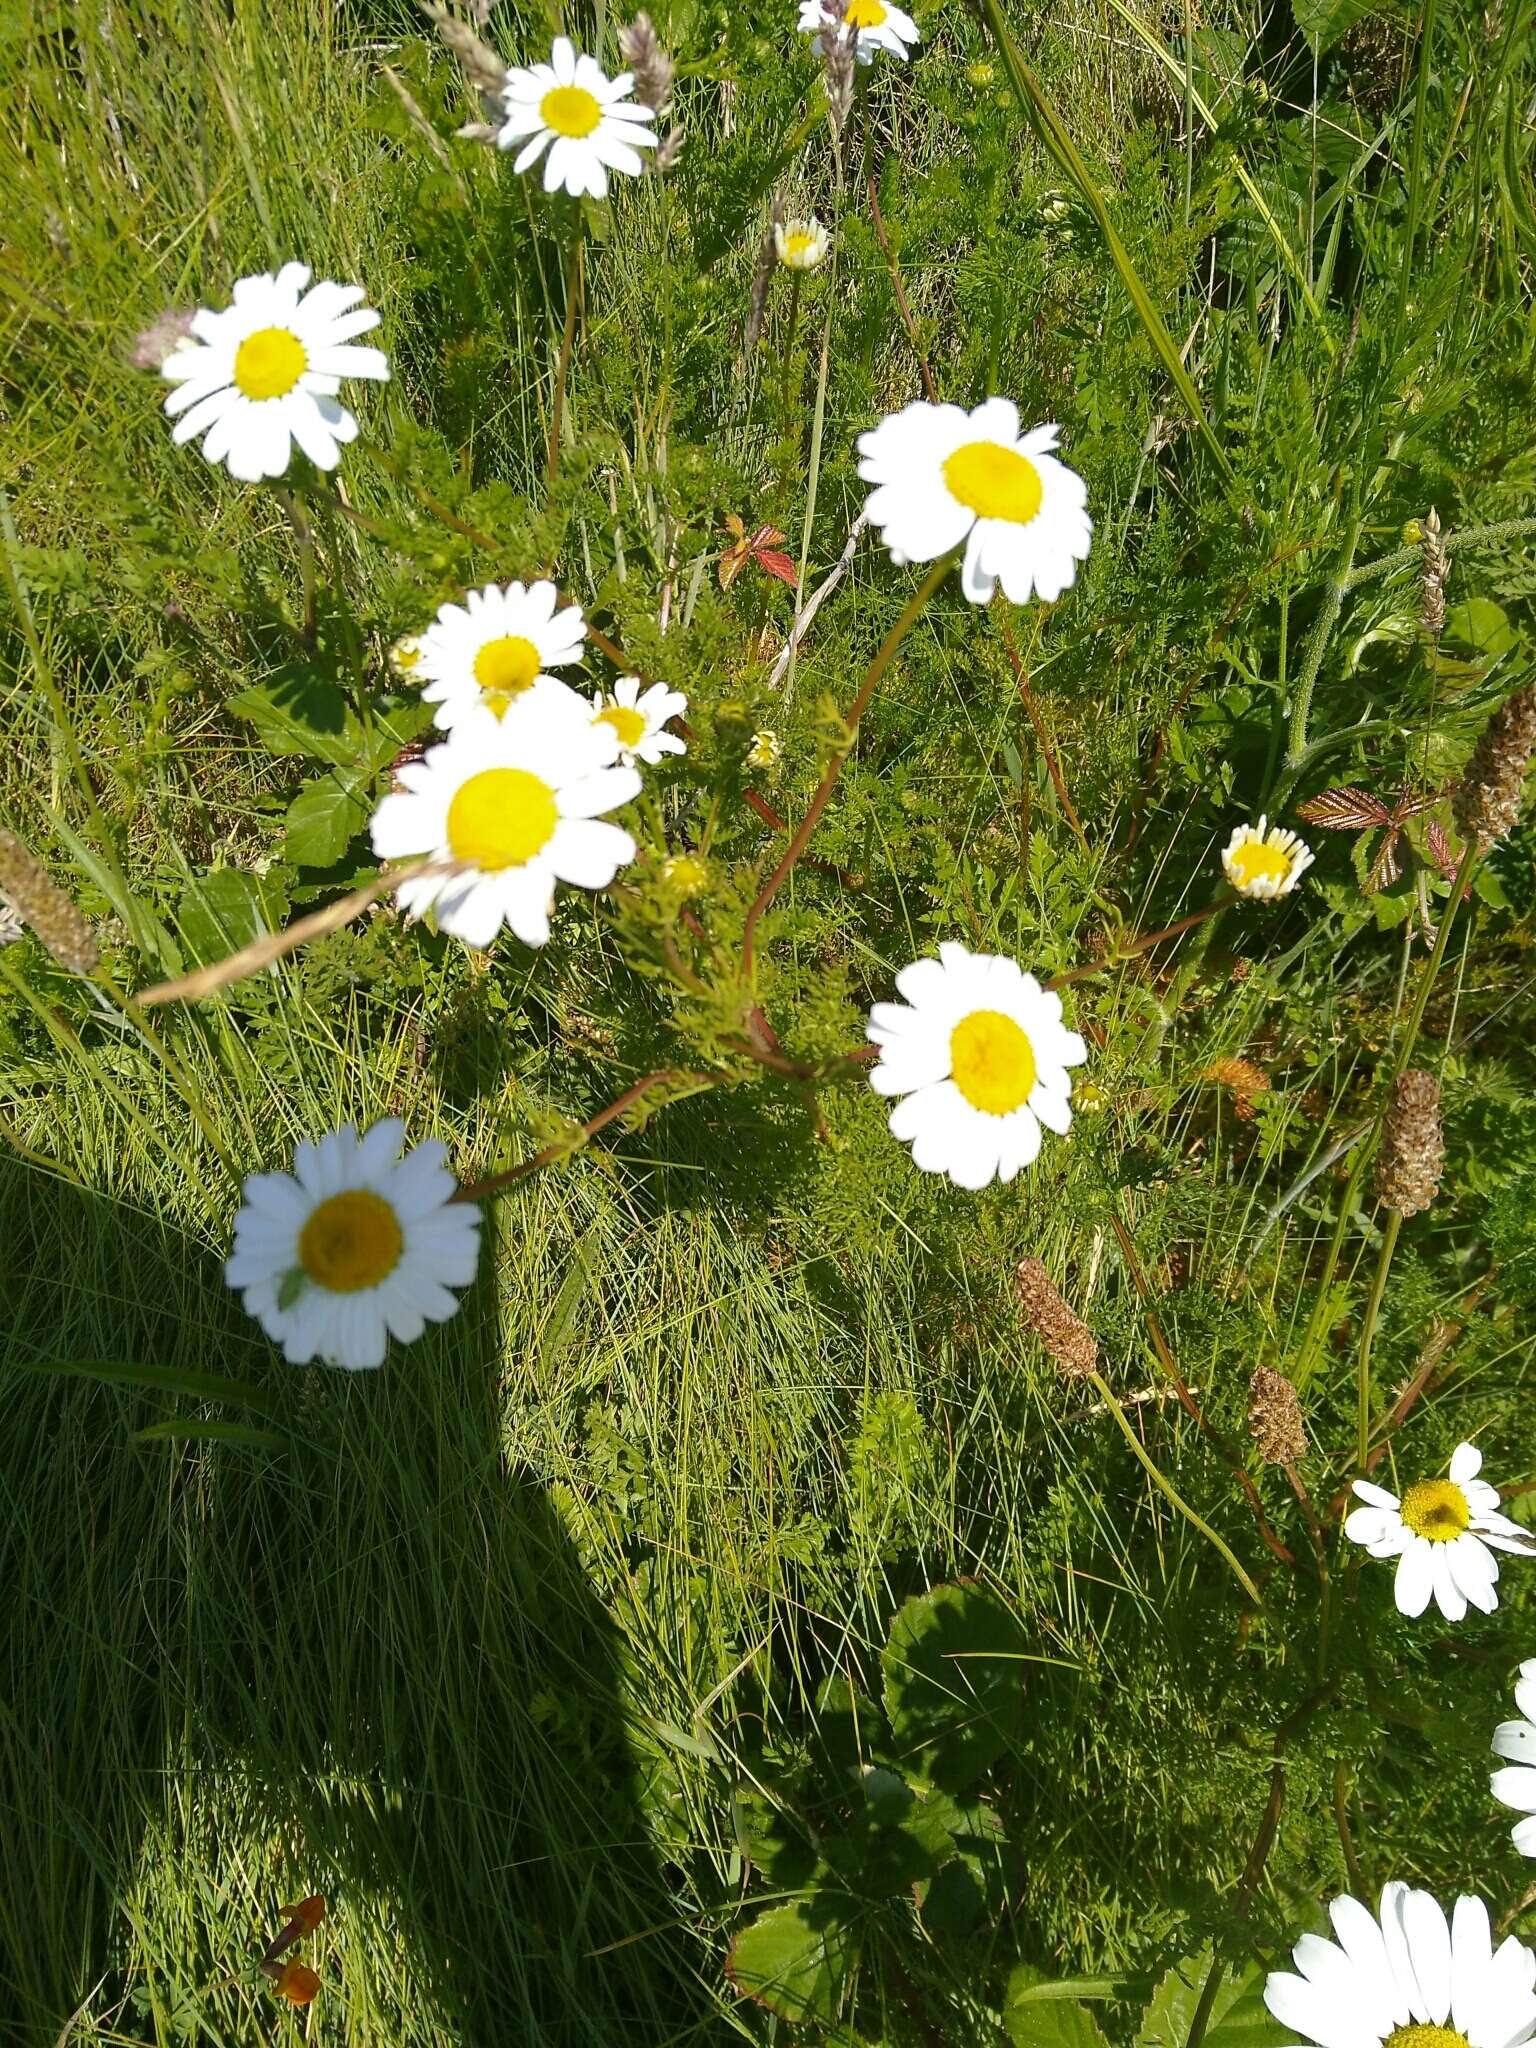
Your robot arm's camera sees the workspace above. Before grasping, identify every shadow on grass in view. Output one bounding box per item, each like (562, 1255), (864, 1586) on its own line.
(0, 1161), (718, 2043)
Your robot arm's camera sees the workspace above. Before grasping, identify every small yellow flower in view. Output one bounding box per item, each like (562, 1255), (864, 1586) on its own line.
(1401, 518), (1425, 545)
(389, 634), (425, 682)
(774, 216), (830, 272)
(746, 729), (782, 770)
(1221, 816), (1314, 901)
(966, 59), (995, 85)
(660, 853), (709, 899)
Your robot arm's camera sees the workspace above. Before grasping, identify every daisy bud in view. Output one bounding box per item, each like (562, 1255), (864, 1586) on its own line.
(1374, 1069), (1444, 1218)
(1015, 1258), (1098, 1378)
(1420, 506), (1449, 641)
(130, 308), (197, 371)
(617, 12), (674, 112)
(1453, 680), (1536, 852)
(660, 852), (709, 899)
(0, 830), (99, 974)
(746, 728), (782, 770)
(1247, 1366), (1306, 1465)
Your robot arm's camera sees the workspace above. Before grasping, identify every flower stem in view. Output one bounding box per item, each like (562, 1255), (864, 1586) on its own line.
(1282, 509), (1363, 775)
(1355, 1206), (1402, 1468)
(1086, 1367), (1264, 1608)
(547, 214), (584, 485)
(454, 1068), (714, 1202)
(777, 270), (803, 490)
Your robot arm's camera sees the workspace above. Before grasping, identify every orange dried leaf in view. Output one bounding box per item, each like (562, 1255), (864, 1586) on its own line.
(275, 1959), (320, 2005)
(279, 1895), (326, 1933)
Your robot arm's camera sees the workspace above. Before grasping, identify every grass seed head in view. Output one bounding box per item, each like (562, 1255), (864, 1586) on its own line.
(1247, 1366), (1306, 1464)
(1419, 506), (1449, 641)
(618, 13), (674, 112)
(1015, 1258), (1098, 1378)
(1454, 680), (1536, 852)
(0, 830), (99, 974)
(1374, 1069), (1444, 1218)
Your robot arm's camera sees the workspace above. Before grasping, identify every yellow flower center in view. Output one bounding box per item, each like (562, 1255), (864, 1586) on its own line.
(1400, 1479), (1471, 1544)
(1384, 2028), (1470, 2048)
(232, 326), (308, 401)
(942, 440), (1044, 525)
(597, 704), (649, 749)
(540, 84), (602, 137)
(446, 766), (560, 871)
(1227, 839), (1293, 889)
(298, 1189), (403, 1294)
(783, 232), (818, 264)
(950, 1009), (1037, 1116)
(844, 0), (888, 24)
(472, 635), (542, 703)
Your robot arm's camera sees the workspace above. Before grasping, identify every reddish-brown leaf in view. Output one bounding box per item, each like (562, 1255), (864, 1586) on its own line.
(1297, 786), (1392, 830)
(1366, 826), (1403, 893)
(752, 548), (798, 588)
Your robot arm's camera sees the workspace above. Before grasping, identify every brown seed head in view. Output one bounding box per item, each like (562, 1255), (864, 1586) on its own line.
(618, 12), (674, 111)
(0, 830), (99, 974)
(421, 0), (508, 109)
(818, 0), (855, 128)
(1015, 1258), (1098, 1378)
(1247, 1366), (1306, 1465)
(1454, 681), (1536, 852)
(1374, 1069), (1444, 1217)
(1420, 506), (1449, 642)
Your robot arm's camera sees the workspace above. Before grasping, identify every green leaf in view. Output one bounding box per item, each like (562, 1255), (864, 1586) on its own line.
(132, 1418), (286, 1450)
(228, 664), (360, 764)
(177, 868), (289, 970)
(725, 1900), (861, 2024)
(883, 1581), (1028, 1790)
(1136, 1954), (1287, 2048)
(284, 769), (370, 867)
(18, 1356), (280, 1415)
(1289, 0), (1379, 51)
(1006, 1984), (1112, 2048)
(1444, 598), (1518, 658)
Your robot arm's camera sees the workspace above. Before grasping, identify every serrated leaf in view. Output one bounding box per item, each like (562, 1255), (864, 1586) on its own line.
(754, 547), (798, 588)
(882, 1581), (1027, 1790)
(1365, 826), (1404, 894)
(284, 771), (370, 867)
(177, 868), (289, 971)
(1290, 0), (1378, 49)
(1136, 1953), (1287, 2048)
(228, 665), (360, 764)
(1296, 786), (1391, 831)
(725, 1900), (860, 2024)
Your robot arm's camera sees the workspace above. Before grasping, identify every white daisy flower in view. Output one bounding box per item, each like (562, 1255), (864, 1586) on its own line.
(498, 37), (657, 198)
(857, 398), (1091, 607)
(370, 702), (640, 949)
(414, 580), (589, 731)
(1493, 1661), (1536, 1856)
(746, 729), (782, 770)
(1222, 815), (1314, 900)
(225, 1120), (481, 1371)
(160, 263), (388, 482)
(1344, 1442), (1533, 1622)
(868, 941), (1088, 1190)
(775, 216), (831, 271)
(590, 675), (688, 766)
(797, 0), (919, 64)
(388, 633), (424, 683)
(1264, 1883), (1536, 2048)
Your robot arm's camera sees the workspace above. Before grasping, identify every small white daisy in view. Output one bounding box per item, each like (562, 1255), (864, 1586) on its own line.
(225, 1120), (481, 1371)
(868, 941), (1088, 1190)
(388, 633), (424, 683)
(797, 0), (919, 64)
(857, 398), (1091, 606)
(161, 263), (388, 482)
(498, 37), (657, 198)
(1344, 1442), (1533, 1622)
(1265, 1883), (1536, 2048)
(1222, 815), (1314, 900)
(590, 675), (688, 766)
(370, 701), (639, 949)
(414, 580), (589, 731)
(775, 216), (831, 271)
(1493, 1661), (1536, 1856)
(746, 729), (782, 770)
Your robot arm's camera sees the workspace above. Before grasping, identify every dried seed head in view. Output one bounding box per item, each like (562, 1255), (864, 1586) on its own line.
(744, 226), (777, 358)
(1454, 680), (1536, 852)
(1247, 1366), (1306, 1464)
(0, 830), (99, 973)
(421, 0), (508, 110)
(1420, 506), (1449, 641)
(618, 12), (674, 112)
(654, 125), (685, 172)
(1374, 1069), (1444, 1217)
(130, 309), (197, 371)
(818, 0), (855, 129)
(1015, 1258), (1098, 1378)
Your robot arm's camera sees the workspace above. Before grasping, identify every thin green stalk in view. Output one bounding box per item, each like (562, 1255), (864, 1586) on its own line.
(1086, 1367), (1264, 1607)
(777, 270), (803, 501)
(547, 214), (584, 485)
(1393, 840), (1478, 1071)
(1282, 510), (1363, 775)
(1292, 1137), (1370, 1393)
(1343, 516), (1536, 592)
(1356, 1207), (1402, 1468)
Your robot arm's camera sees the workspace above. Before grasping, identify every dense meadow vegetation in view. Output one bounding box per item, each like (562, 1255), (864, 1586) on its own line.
(3, 0), (1536, 2038)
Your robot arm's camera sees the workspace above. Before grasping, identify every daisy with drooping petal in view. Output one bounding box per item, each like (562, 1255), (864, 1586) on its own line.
(370, 702), (640, 949)
(775, 216), (831, 271)
(857, 398), (1091, 606)
(1492, 1661), (1536, 1856)
(590, 676), (687, 766)
(868, 941), (1088, 1190)
(161, 263), (388, 482)
(1222, 815), (1314, 900)
(415, 580), (589, 731)
(746, 729), (782, 770)
(1264, 1883), (1536, 2048)
(797, 0), (920, 64)
(498, 37), (657, 198)
(1344, 1442), (1533, 1621)
(225, 1120), (481, 1371)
